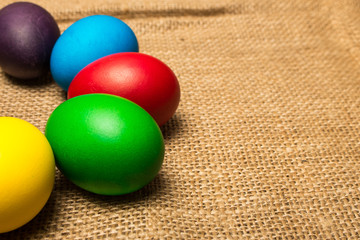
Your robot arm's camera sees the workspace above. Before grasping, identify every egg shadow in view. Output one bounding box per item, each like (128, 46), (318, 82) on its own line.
(64, 171), (167, 208)
(4, 72), (54, 87)
(62, 90), (68, 101)
(160, 113), (184, 142)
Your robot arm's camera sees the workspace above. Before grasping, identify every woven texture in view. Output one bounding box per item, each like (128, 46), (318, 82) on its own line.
(1, 0), (360, 239)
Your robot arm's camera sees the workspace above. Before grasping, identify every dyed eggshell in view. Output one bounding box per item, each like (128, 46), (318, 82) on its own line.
(68, 52), (180, 126)
(0, 117), (55, 233)
(50, 15), (139, 91)
(0, 2), (60, 79)
(45, 94), (164, 195)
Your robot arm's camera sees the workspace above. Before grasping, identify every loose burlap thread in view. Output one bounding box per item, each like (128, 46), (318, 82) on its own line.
(0, 0), (359, 239)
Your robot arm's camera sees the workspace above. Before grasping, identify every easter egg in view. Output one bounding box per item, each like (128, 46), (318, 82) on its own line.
(50, 15), (139, 91)
(0, 2), (60, 79)
(45, 94), (164, 195)
(0, 117), (55, 233)
(68, 53), (180, 126)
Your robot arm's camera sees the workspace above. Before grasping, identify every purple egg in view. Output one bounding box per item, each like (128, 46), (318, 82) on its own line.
(0, 2), (60, 79)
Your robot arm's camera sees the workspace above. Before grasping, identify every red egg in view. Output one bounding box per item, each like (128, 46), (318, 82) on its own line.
(68, 53), (180, 126)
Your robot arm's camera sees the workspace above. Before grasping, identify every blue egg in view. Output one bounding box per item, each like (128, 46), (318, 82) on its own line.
(50, 15), (139, 91)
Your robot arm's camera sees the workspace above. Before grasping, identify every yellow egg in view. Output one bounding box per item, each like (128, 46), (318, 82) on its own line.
(0, 117), (55, 233)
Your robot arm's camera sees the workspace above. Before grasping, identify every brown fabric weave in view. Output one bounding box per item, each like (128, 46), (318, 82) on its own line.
(1, 0), (360, 238)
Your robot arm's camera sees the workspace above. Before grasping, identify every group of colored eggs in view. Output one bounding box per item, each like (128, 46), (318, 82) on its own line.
(0, 2), (180, 233)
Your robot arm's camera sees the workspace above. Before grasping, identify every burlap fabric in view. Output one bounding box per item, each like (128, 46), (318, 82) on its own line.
(0, 0), (360, 238)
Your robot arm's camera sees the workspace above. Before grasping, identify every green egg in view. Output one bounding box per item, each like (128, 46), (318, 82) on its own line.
(45, 93), (164, 195)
